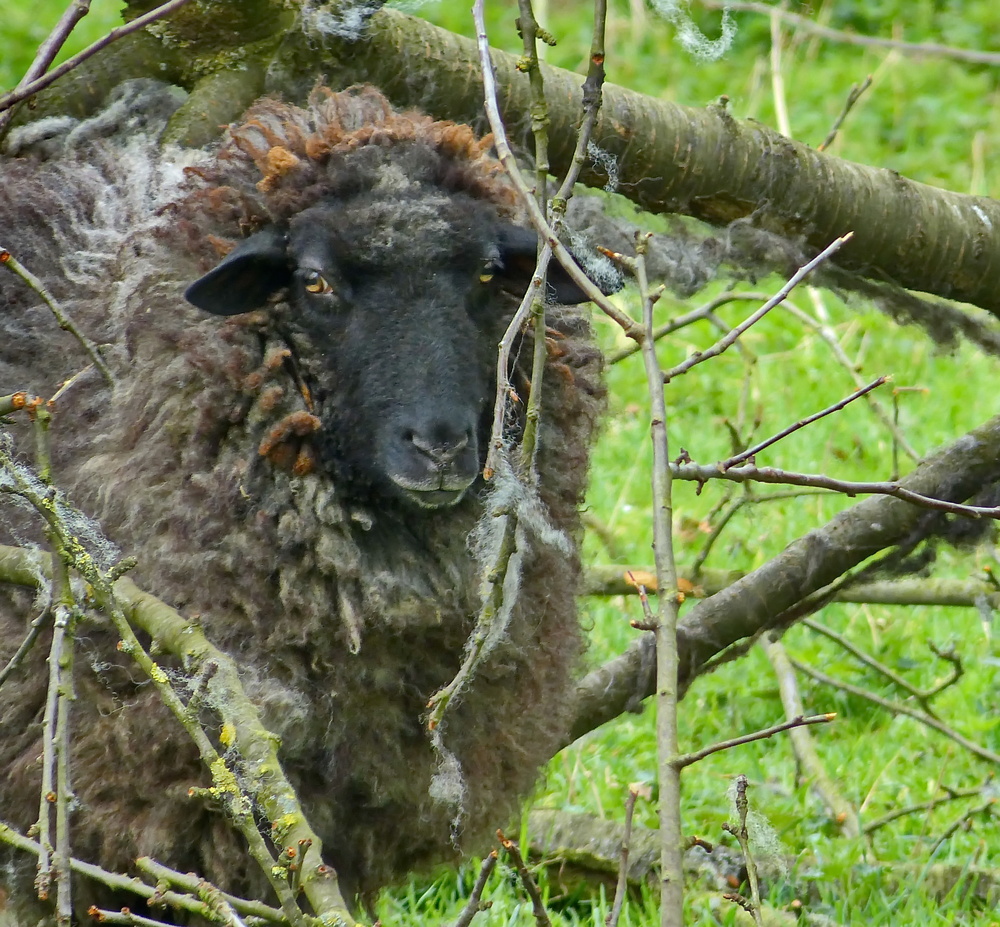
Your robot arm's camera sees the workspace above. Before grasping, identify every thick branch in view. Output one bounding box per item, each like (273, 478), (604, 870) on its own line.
(569, 413), (1000, 743)
(14, 5), (1000, 315)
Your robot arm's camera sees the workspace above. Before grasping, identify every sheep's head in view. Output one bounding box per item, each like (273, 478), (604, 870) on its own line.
(184, 145), (591, 509)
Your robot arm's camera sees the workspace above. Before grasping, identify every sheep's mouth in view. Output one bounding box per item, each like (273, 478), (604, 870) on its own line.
(397, 486), (470, 509)
(389, 473), (473, 509)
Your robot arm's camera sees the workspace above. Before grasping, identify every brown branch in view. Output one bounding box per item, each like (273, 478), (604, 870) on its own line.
(674, 713), (835, 771)
(720, 376), (889, 470)
(0, 0), (193, 116)
(672, 460), (1000, 519)
(569, 413), (1000, 743)
(450, 851), (497, 927)
(497, 830), (551, 927)
(606, 789), (638, 927)
(0, 0), (94, 135)
(661, 234), (853, 382)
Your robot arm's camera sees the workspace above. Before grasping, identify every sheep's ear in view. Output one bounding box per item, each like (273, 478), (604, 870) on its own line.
(185, 227), (291, 315)
(497, 225), (618, 305)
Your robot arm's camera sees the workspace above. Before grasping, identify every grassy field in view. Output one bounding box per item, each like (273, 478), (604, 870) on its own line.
(3, 1), (1000, 924)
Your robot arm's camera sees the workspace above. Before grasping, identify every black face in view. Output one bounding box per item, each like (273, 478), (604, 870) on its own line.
(184, 194), (590, 510)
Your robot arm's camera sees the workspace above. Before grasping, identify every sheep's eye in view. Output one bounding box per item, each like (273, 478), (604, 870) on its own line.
(304, 271), (334, 295)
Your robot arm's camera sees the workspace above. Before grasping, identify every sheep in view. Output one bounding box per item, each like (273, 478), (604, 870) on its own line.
(0, 81), (606, 919)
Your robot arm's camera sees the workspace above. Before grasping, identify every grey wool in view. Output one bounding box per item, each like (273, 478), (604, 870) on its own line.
(0, 82), (605, 917)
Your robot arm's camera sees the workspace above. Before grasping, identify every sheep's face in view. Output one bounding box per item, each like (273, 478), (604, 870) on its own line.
(185, 190), (589, 510)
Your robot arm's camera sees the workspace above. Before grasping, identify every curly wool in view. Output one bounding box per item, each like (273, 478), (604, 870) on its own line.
(0, 82), (604, 915)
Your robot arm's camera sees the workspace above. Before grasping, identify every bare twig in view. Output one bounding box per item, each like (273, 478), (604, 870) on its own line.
(497, 830), (551, 927)
(701, 0), (1000, 67)
(606, 789), (638, 927)
(672, 459), (1000, 519)
(628, 236), (685, 927)
(790, 657), (1000, 766)
(927, 797), (998, 857)
(471, 0), (640, 340)
(0, 0), (193, 116)
(861, 785), (988, 836)
(819, 76), (873, 151)
(722, 776), (763, 927)
(0, 0), (93, 135)
(674, 713), (834, 770)
(608, 291), (771, 365)
(0, 249), (113, 386)
(0, 601), (51, 689)
(720, 376), (889, 470)
(661, 234), (853, 382)
(804, 618), (963, 716)
(450, 851), (498, 927)
(780, 301), (921, 462)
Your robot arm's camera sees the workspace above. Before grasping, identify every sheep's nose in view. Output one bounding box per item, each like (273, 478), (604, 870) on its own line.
(406, 428), (471, 466)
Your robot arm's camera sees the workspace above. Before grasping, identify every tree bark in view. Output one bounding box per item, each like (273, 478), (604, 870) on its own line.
(12, 3), (1000, 316)
(568, 413), (1000, 744)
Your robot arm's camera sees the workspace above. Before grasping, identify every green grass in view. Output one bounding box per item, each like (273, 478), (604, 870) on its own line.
(4, 1), (1000, 924)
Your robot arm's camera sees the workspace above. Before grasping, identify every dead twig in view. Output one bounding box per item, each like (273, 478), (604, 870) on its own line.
(720, 376), (889, 470)
(819, 75), (873, 151)
(790, 658), (1000, 767)
(0, 0), (193, 117)
(722, 776), (764, 927)
(450, 851), (498, 927)
(672, 459), (1000, 519)
(661, 234), (853, 382)
(497, 830), (551, 927)
(674, 713), (835, 771)
(804, 619), (963, 717)
(606, 789), (639, 927)
(701, 0), (1000, 67)
(0, 249), (113, 386)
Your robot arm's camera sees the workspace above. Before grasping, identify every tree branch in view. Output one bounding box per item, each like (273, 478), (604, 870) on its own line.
(569, 412), (1000, 743)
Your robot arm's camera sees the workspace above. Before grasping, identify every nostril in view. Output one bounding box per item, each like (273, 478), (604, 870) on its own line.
(407, 427), (472, 464)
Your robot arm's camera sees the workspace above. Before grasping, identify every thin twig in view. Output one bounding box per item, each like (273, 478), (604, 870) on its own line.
(790, 658), (1000, 766)
(861, 785), (987, 836)
(471, 0), (640, 339)
(722, 776), (764, 927)
(700, 0), (1000, 67)
(720, 376), (889, 470)
(631, 235), (684, 927)
(0, 249), (113, 386)
(804, 618), (963, 716)
(606, 789), (638, 927)
(818, 75), (873, 151)
(661, 234), (853, 382)
(0, 0), (193, 116)
(0, 0), (93, 136)
(0, 603), (51, 689)
(608, 291), (771, 364)
(672, 459), (1000, 518)
(450, 851), (498, 927)
(927, 797), (998, 857)
(674, 713), (834, 770)
(781, 301), (920, 462)
(497, 830), (551, 927)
